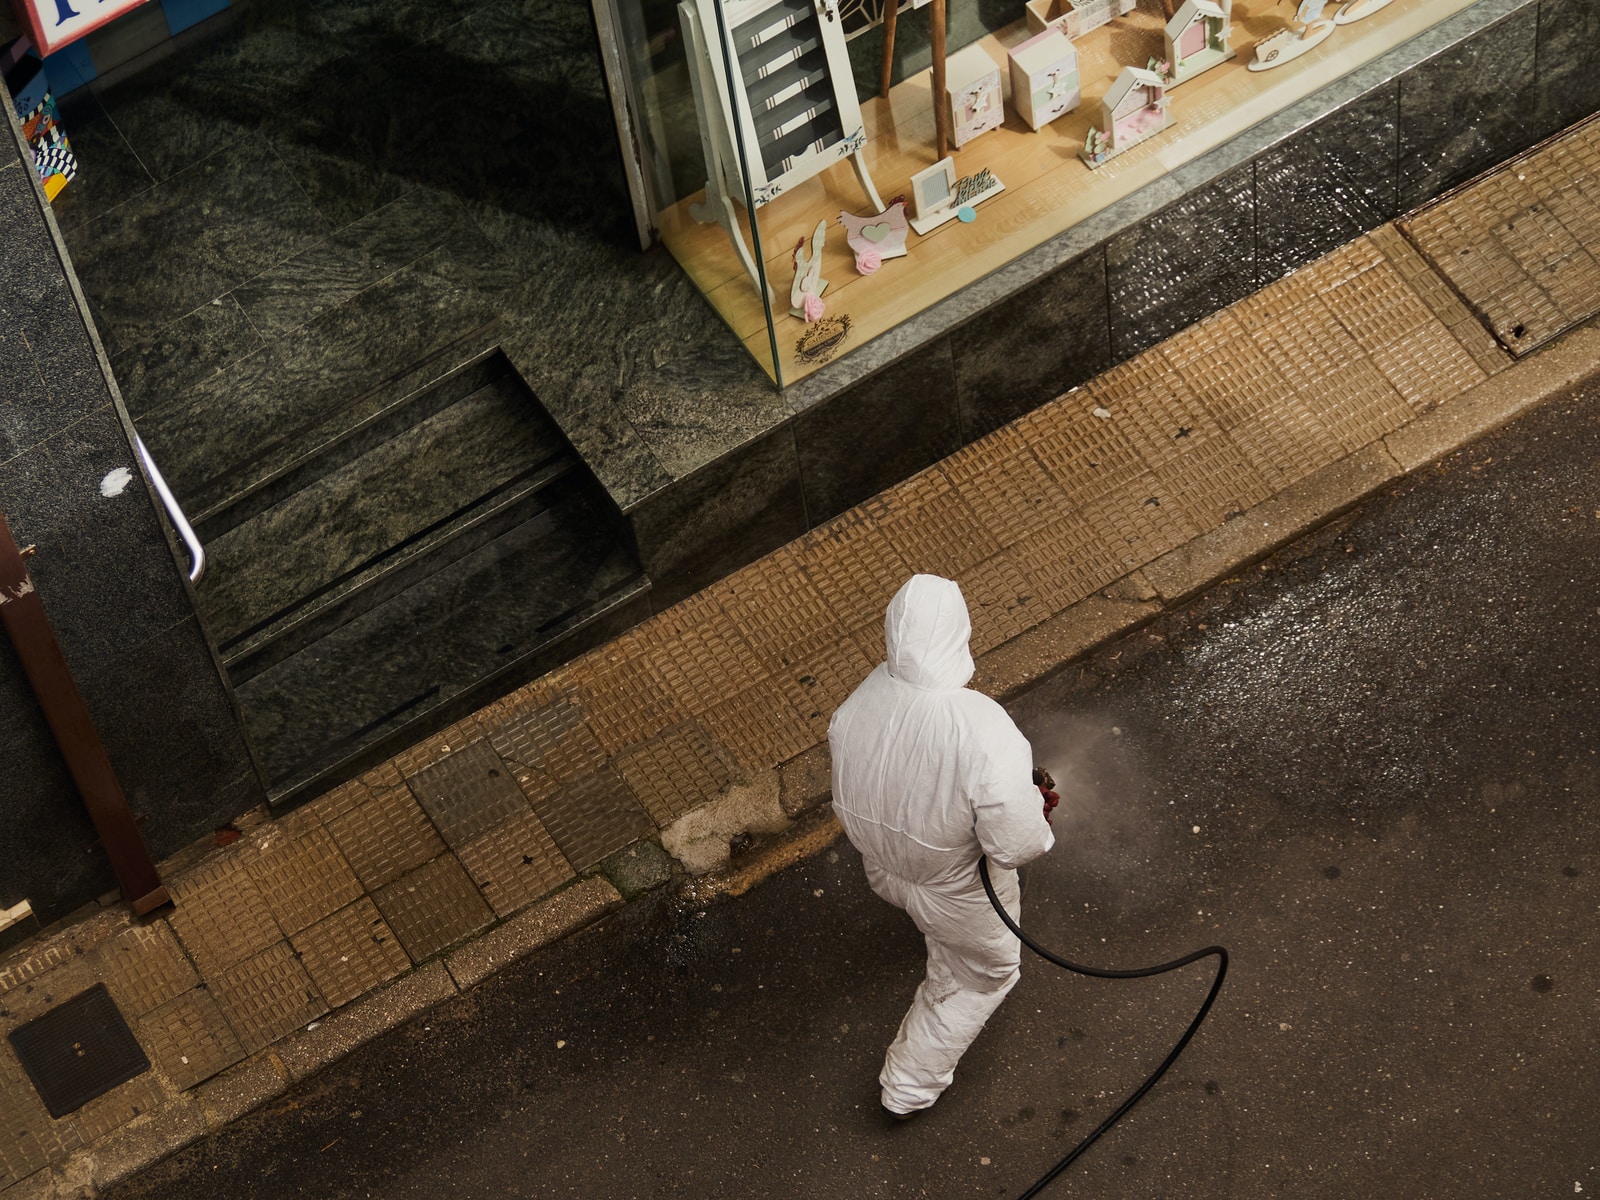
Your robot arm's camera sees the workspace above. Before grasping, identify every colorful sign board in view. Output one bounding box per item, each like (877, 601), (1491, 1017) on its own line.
(15, 0), (154, 56)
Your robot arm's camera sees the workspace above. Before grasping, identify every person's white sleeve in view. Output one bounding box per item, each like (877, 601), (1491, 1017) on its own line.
(970, 720), (1055, 870)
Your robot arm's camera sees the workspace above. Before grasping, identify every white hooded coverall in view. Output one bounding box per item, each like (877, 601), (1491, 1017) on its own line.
(829, 575), (1054, 1114)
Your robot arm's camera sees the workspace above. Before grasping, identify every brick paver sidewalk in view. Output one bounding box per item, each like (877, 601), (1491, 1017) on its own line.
(4, 115), (1600, 1200)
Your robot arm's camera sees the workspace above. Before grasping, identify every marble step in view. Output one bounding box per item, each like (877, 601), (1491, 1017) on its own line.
(185, 315), (503, 524)
(219, 459), (575, 682)
(217, 454), (582, 684)
(199, 364), (574, 656)
(236, 477), (649, 798)
(193, 347), (509, 540)
(136, 246), (503, 517)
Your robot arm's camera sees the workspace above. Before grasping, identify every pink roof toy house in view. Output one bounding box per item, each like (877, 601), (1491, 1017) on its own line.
(1164, 0), (1235, 85)
(1080, 65), (1172, 168)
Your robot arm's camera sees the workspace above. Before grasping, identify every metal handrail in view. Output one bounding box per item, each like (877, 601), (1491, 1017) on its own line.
(134, 437), (205, 583)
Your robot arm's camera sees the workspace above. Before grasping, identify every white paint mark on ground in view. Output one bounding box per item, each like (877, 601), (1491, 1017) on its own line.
(99, 467), (133, 497)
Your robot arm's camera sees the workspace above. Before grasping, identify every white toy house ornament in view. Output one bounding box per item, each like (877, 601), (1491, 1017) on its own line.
(1080, 65), (1172, 168)
(1164, 0), (1234, 86)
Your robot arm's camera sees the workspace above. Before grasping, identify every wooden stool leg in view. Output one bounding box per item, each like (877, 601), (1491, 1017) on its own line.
(879, 0), (898, 98)
(931, 0), (948, 159)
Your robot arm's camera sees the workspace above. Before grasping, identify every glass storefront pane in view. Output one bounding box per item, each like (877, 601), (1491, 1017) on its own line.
(599, 0), (1484, 388)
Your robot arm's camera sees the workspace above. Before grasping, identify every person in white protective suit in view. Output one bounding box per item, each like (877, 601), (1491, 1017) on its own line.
(829, 574), (1055, 1117)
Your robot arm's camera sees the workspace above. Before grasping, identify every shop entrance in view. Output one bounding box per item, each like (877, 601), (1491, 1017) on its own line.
(38, 0), (650, 801)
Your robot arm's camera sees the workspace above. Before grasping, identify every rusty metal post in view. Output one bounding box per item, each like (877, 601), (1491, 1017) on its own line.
(0, 510), (170, 916)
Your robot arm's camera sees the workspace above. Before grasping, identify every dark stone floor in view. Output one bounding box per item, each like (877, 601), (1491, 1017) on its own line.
(53, 0), (1591, 541)
(51, 0), (677, 793)
(54, 0), (770, 520)
(44, 0), (1595, 794)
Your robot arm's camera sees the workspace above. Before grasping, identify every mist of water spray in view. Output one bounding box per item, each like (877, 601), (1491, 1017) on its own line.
(1022, 712), (1169, 902)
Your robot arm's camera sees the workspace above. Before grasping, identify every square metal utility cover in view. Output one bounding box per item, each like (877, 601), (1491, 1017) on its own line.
(7, 983), (150, 1118)
(408, 739), (531, 845)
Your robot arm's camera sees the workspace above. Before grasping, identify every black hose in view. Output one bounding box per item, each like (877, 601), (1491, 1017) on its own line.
(978, 857), (1229, 1199)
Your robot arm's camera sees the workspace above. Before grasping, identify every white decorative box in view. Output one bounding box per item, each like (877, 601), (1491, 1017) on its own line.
(946, 43), (1003, 149)
(1007, 28), (1079, 130)
(1024, 0), (1136, 39)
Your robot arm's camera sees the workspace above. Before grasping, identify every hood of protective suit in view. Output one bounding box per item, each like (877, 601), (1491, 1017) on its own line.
(885, 575), (975, 691)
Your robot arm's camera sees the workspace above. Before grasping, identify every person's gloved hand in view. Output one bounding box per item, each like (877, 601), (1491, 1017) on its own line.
(1034, 767), (1060, 824)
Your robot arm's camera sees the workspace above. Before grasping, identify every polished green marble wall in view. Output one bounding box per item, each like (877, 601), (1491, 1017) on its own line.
(0, 82), (265, 924)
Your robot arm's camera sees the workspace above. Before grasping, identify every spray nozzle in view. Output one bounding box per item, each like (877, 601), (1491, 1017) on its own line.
(1034, 767), (1059, 823)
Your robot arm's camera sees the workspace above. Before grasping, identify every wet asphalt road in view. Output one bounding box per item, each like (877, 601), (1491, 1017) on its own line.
(110, 378), (1600, 1199)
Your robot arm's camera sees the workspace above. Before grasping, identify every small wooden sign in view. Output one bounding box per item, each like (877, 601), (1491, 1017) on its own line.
(17, 0), (153, 57)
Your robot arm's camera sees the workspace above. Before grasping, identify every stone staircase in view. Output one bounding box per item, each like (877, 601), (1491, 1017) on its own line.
(131, 262), (647, 801)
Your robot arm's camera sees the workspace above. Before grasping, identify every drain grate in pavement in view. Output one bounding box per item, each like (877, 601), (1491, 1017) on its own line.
(6, 984), (150, 1118)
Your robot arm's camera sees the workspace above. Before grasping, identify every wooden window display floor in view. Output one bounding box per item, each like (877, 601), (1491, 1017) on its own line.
(656, 0), (1478, 386)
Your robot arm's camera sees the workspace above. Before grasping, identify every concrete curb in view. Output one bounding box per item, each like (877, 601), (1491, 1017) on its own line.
(446, 877), (623, 991)
(1384, 320), (1600, 472)
(1141, 445), (1404, 605)
(86, 1099), (204, 1193)
(193, 1052), (290, 1132)
(276, 963), (459, 1084)
(680, 807), (846, 904)
(0, 1170), (53, 1200)
(975, 593), (1166, 703)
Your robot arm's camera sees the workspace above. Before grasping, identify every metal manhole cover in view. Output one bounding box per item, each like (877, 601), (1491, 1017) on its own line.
(6, 983), (150, 1117)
